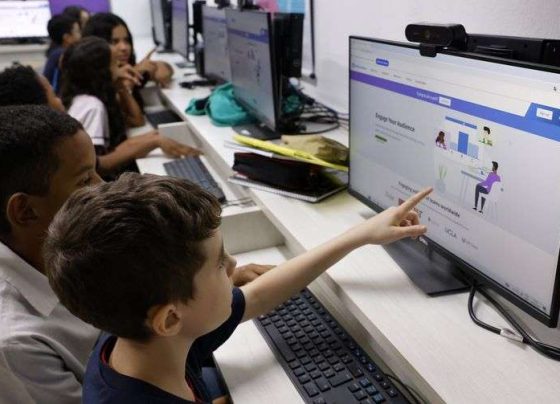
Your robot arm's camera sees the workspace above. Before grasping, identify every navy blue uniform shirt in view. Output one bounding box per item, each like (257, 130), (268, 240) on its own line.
(83, 288), (246, 403)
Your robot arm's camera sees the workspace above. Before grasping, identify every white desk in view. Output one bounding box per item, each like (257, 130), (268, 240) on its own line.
(134, 42), (560, 404)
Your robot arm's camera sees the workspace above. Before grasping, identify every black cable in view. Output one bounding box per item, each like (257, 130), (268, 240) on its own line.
(468, 284), (560, 360)
(385, 374), (424, 404)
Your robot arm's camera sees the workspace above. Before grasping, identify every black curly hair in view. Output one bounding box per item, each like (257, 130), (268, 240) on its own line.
(0, 65), (47, 107)
(60, 37), (126, 149)
(0, 105), (82, 235)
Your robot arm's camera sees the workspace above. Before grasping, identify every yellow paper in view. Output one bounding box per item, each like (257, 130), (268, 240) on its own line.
(233, 134), (349, 172)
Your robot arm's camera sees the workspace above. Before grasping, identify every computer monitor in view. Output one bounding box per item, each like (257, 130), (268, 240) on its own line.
(202, 5), (231, 83)
(171, 0), (190, 59)
(0, 1), (51, 40)
(349, 36), (560, 326)
(49, 0), (111, 14)
(226, 8), (277, 139)
(150, 0), (172, 50)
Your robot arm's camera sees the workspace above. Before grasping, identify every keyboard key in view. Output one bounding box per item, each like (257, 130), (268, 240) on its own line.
(323, 368), (335, 378)
(318, 362), (330, 371)
(366, 386), (378, 396)
(313, 356), (325, 364)
(327, 356), (339, 365)
(347, 362), (363, 377)
(363, 399), (375, 404)
(315, 377), (331, 392)
(333, 363), (345, 372)
(289, 361), (300, 370)
(380, 381), (390, 389)
(298, 374), (311, 384)
(294, 368), (305, 377)
(264, 325), (295, 362)
(366, 363), (376, 373)
(312, 399), (326, 404)
(354, 390), (368, 400)
(310, 370), (321, 379)
(374, 373), (383, 381)
(329, 372), (352, 387)
(300, 356), (312, 365)
(305, 363), (317, 372)
(348, 382), (361, 393)
(303, 382), (319, 397)
(387, 389), (398, 397)
(341, 355), (353, 364)
(292, 343), (303, 352)
(372, 393), (386, 403)
(359, 378), (372, 388)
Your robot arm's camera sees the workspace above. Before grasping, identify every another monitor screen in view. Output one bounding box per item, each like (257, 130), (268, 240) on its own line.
(49, 0), (110, 14)
(0, 1), (51, 39)
(349, 37), (560, 322)
(226, 9), (276, 130)
(171, 0), (188, 58)
(150, 0), (166, 46)
(202, 6), (230, 82)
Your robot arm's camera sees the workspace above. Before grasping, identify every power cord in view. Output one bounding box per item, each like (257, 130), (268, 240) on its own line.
(468, 283), (560, 360)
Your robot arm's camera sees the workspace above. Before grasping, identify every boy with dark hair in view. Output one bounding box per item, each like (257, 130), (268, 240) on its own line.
(0, 65), (65, 111)
(44, 14), (82, 92)
(44, 172), (431, 403)
(0, 105), (103, 403)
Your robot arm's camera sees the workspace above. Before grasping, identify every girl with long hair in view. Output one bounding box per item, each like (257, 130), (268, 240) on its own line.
(83, 13), (174, 127)
(61, 37), (199, 177)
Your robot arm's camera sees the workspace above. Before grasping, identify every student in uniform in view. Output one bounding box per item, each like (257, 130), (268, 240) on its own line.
(44, 14), (82, 93)
(0, 105), (103, 403)
(83, 13), (175, 127)
(61, 37), (200, 178)
(44, 173), (431, 403)
(0, 65), (65, 111)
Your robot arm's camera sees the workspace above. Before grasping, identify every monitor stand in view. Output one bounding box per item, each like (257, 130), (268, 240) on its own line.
(383, 237), (469, 296)
(233, 123), (281, 140)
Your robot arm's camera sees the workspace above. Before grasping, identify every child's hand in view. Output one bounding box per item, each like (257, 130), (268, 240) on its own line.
(350, 187), (432, 246)
(232, 263), (275, 286)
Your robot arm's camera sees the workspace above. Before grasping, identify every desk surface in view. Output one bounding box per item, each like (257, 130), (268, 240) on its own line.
(133, 37), (560, 404)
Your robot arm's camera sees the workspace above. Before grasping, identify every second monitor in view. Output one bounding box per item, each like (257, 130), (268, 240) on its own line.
(226, 8), (304, 140)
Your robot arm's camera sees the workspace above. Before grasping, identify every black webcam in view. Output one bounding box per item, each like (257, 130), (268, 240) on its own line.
(405, 23), (467, 56)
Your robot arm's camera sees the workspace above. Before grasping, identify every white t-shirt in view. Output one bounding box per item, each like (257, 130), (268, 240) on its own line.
(68, 95), (110, 149)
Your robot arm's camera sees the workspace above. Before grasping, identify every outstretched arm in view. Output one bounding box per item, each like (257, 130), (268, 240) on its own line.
(240, 188), (432, 322)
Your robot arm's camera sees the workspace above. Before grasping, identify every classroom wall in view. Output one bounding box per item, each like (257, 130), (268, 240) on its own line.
(311, 0), (560, 111)
(112, 0), (152, 38)
(119, 0), (560, 111)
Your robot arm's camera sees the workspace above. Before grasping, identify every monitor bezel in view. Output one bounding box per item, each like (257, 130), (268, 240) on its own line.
(201, 5), (230, 83)
(226, 9), (279, 133)
(171, 0), (190, 58)
(150, 0), (166, 46)
(0, 0), (51, 40)
(348, 35), (560, 327)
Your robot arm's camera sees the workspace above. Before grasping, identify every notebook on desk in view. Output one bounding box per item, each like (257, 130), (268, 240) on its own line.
(228, 170), (348, 203)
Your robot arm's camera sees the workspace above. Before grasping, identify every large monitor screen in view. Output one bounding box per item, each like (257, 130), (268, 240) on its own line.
(171, 0), (189, 58)
(226, 9), (276, 130)
(49, 0), (110, 14)
(349, 37), (560, 324)
(0, 1), (51, 39)
(202, 6), (230, 82)
(150, 0), (166, 46)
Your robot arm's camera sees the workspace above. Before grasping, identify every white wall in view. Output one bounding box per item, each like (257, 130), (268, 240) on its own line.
(312, 0), (560, 111)
(112, 0), (152, 38)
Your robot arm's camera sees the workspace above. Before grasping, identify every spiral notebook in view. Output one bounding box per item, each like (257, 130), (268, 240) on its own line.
(228, 170), (348, 203)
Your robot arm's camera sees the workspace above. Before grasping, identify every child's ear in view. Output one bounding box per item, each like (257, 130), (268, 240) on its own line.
(5, 193), (40, 230)
(147, 303), (183, 337)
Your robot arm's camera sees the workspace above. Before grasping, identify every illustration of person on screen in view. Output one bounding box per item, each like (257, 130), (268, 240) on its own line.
(480, 126), (493, 146)
(473, 161), (501, 213)
(435, 131), (447, 149)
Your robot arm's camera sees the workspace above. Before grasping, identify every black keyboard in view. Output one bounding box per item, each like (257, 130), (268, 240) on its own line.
(163, 156), (226, 203)
(255, 289), (409, 404)
(146, 109), (182, 127)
